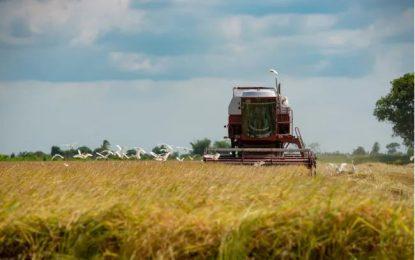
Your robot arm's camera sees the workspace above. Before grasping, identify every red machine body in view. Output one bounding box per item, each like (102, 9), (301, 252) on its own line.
(204, 85), (316, 170)
(227, 87), (302, 149)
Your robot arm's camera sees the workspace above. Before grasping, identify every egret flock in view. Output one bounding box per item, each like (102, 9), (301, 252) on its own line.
(51, 143), (219, 162)
(50, 144), (361, 175)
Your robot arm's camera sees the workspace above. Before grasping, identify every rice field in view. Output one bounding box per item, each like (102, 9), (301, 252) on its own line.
(0, 161), (413, 259)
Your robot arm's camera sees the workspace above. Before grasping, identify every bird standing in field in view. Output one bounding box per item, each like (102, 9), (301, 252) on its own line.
(336, 162), (356, 174)
(203, 153), (221, 161)
(253, 161), (265, 167)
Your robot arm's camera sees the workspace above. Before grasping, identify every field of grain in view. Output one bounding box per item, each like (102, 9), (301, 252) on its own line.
(0, 161), (413, 259)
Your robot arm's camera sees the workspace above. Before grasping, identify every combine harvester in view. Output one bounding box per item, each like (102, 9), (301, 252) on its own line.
(204, 69), (316, 173)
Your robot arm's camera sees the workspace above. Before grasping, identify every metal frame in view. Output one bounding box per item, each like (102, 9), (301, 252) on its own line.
(204, 147), (316, 169)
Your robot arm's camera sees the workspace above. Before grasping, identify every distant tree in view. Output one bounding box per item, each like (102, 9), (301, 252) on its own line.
(370, 142), (380, 155)
(18, 151), (30, 158)
(34, 151), (46, 158)
(407, 146), (414, 157)
(190, 138), (211, 155)
(102, 140), (110, 150)
(78, 146), (93, 154)
(353, 146), (366, 155)
(51, 146), (63, 156)
(126, 149), (136, 156)
(213, 140), (231, 148)
(93, 147), (102, 155)
(63, 149), (77, 158)
(386, 142), (400, 155)
(152, 146), (162, 154)
(152, 145), (171, 155)
(374, 73), (414, 148)
(308, 142), (321, 153)
(92, 140), (110, 155)
(10, 153), (15, 158)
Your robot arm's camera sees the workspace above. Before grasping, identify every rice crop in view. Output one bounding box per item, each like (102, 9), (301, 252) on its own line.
(0, 161), (413, 259)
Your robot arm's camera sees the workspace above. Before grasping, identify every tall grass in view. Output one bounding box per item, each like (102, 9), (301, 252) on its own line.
(0, 161), (413, 259)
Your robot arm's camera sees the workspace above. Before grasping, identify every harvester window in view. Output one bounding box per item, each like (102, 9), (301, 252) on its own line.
(242, 101), (276, 138)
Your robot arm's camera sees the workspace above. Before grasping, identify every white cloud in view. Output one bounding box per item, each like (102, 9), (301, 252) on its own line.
(110, 52), (152, 72)
(218, 13), (338, 42)
(109, 52), (166, 73)
(0, 0), (146, 46)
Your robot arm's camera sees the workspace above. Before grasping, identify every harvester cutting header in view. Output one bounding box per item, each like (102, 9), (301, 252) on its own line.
(204, 69), (316, 170)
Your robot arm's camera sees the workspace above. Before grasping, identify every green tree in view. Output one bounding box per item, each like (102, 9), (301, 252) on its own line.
(386, 142), (400, 155)
(213, 140), (231, 148)
(370, 142), (380, 155)
(374, 73), (414, 147)
(190, 138), (211, 155)
(353, 146), (366, 155)
(93, 140), (111, 155)
(126, 149), (136, 156)
(34, 151), (46, 158)
(78, 146), (93, 154)
(407, 146), (414, 157)
(152, 145), (170, 155)
(102, 140), (110, 150)
(51, 146), (63, 156)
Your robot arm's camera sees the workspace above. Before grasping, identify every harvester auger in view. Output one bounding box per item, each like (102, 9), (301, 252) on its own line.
(203, 69), (316, 173)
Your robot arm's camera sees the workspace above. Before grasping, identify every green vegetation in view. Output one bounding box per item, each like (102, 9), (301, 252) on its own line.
(190, 138), (211, 155)
(0, 162), (412, 258)
(370, 142), (380, 155)
(212, 140), (231, 149)
(318, 153), (412, 164)
(374, 73), (414, 147)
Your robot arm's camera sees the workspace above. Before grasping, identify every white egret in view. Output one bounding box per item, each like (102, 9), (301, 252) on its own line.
(115, 145), (130, 159)
(203, 153), (221, 161)
(150, 151), (171, 161)
(96, 152), (108, 159)
(51, 154), (64, 160)
(253, 161), (265, 167)
(269, 69), (278, 76)
(157, 143), (174, 152)
(336, 163), (356, 174)
(73, 150), (93, 159)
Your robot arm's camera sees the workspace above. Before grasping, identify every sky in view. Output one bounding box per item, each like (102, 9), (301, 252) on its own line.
(0, 0), (413, 154)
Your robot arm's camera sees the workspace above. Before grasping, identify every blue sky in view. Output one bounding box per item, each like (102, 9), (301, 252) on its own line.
(0, 0), (413, 154)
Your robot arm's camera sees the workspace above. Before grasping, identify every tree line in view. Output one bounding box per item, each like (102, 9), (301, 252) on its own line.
(0, 139), (230, 161)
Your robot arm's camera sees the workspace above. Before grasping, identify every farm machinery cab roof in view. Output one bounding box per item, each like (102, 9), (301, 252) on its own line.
(204, 70), (316, 170)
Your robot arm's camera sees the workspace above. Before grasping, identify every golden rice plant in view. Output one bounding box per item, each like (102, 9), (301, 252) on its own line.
(0, 161), (412, 259)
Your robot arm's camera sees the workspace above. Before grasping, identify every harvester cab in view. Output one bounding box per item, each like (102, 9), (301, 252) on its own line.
(204, 70), (316, 171)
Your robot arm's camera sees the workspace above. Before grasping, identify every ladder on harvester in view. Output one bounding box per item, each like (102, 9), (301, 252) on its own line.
(295, 127), (305, 148)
